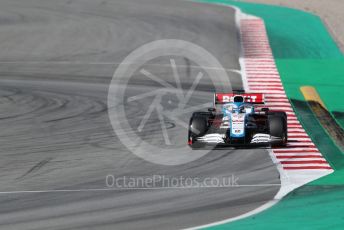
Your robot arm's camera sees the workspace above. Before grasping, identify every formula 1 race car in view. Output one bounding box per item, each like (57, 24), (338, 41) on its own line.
(188, 92), (287, 148)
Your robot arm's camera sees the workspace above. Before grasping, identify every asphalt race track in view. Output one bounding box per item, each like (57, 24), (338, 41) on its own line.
(0, 0), (280, 229)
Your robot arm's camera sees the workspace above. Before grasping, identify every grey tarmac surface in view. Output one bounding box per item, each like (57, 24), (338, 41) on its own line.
(0, 0), (280, 229)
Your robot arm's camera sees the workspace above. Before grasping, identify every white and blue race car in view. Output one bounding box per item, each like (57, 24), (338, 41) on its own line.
(188, 92), (287, 148)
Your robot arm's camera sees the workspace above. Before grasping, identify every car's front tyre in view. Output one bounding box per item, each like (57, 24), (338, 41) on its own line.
(188, 113), (209, 149)
(268, 113), (287, 147)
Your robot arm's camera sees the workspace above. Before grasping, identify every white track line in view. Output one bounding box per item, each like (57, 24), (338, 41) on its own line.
(0, 184), (283, 195)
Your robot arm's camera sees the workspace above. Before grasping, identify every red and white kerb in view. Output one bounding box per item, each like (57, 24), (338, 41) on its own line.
(241, 18), (332, 171)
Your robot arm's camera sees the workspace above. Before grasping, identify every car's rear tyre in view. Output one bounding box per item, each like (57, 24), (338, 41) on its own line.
(268, 114), (287, 147)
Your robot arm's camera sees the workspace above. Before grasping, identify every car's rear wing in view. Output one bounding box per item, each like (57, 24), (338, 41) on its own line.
(214, 93), (265, 104)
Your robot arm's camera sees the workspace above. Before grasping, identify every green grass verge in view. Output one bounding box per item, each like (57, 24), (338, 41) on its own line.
(277, 59), (344, 130)
(194, 0), (344, 229)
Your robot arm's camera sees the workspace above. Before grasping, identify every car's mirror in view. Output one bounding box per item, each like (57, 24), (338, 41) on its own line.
(208, 108), (216, 112)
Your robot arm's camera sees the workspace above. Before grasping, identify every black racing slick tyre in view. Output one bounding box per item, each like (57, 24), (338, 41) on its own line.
(188, 113), (209, 149)
(268, 114), (287, 147)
